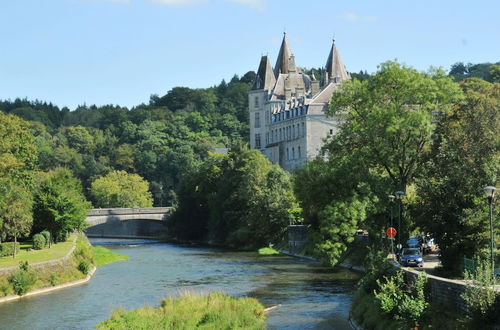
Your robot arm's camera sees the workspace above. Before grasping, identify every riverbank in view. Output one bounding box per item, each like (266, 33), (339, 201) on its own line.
(0, 234), (128, 303)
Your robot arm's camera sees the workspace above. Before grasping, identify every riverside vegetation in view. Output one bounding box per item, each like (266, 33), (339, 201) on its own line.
(0, 234), (128, 297)
(97, 292), (266, 330)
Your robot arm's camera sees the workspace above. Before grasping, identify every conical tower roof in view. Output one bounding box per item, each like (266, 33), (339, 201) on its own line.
(274, 32), (296, 77)
(252, 55), (276, 90)
(325, 38), (350, 84)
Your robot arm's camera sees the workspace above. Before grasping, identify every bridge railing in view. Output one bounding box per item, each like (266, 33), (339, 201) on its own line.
(87, 207), (172, 216)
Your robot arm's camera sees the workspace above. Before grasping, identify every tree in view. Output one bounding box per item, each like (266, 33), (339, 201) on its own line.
(32, 168), (91, 242)
(90, 170), (153, 208)
(0, 113), (38, 182)
(328, 61), (464, 192)
(0, 180), (33, 257)
(413, 78), (499, 273)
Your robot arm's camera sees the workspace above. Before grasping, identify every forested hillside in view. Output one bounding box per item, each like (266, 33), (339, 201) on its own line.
(0, 72), (255, 207)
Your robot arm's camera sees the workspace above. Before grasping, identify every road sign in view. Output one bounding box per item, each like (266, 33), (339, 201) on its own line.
(386, 227), (397, 238)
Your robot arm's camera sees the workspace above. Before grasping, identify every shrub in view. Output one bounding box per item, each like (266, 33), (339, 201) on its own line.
(49, 273), (59, 286)
(0, 242), (19, 257)
(97, 292), (266, 329)
(33, 233), (46, 250)
(78, 261), (90, 275)
(40, 230), (51, 247)
(9, 268), (36, 296)
(461, 260), (498, 326)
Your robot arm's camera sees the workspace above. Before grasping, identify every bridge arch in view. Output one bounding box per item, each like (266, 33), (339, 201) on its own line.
(85, 207), (172, 239)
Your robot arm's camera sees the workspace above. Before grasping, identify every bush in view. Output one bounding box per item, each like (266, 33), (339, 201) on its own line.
(461, 260), (498, 326)
(97, 292), (266, 329)
(9, 266), (36, 296)
(0, 242), (19, 257)
(33, 233), (46, 250)
(49, 273), (59, 286)
(78, 261), (90, 275)
(40, 230), (51, 247)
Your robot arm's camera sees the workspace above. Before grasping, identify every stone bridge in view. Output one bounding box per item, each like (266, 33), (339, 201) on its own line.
(85, 207), (172, 239)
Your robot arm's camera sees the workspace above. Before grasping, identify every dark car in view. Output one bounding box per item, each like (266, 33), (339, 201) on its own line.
(399, 248), (424, 267)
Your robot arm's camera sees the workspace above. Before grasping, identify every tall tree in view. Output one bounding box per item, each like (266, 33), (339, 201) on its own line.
(412, 78), (500, 273)
(0, 180), (33, 257)
(33, 168), (91, 242)
(90, 170), (153, 208)
(328, 61), (464, 192)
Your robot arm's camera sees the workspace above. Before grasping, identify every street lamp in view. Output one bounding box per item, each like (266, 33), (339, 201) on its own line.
(389, 194), (395, 258)
(484, 186), (497, 277)
(395, 191), (405, 249)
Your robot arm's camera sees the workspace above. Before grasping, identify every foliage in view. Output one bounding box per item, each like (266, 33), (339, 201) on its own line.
(90, 170), (153, 208)
(40, 230), (51, 247)
(0, 242), (19, 257)
(258, 247), (279, 255)
(73, 236), (94, 269)
(32, 168), (91, 242)
(461, 260), (499, 326)
(78, 261), (90, 275)
(374, 270), (429, 326)
(0, 180), (34, 255)
(329, 61), (464, 192)
(9, 262), (36, 296)
(412, 78), (500, 273)
(97, 292), (266, 330)
(32, 233), (46, 250)
(449, 61), (500, 83)
(92, 246), (129, 267)
(171, 146), (297, 248)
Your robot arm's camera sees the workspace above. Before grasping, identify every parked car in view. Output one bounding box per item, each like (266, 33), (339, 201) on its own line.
(399, 248), (424, 267)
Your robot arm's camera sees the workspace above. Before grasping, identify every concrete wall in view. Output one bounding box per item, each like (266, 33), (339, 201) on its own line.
(288, 225), (308, 254)
(398, 263), (500, 312)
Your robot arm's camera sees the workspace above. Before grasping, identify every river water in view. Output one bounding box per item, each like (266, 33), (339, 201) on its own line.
(0, 239), (359, 329)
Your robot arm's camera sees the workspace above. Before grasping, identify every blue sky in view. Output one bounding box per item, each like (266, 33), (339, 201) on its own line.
(1, 0), (498, 109)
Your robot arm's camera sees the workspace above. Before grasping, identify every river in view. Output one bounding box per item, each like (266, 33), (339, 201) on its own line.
(0, 239), (359, 329)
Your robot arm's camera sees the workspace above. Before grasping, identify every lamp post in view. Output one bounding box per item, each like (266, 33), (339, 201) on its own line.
(484, 186), (497, 277)
(389, 194), (395, 258)
(395, 191), (405, 249)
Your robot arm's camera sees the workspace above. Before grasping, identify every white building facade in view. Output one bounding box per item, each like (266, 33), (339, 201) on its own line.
(249, 33), (350, 170)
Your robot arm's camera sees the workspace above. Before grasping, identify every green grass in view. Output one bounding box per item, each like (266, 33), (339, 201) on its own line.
(92, 246), (129, 267)
(0, 235), (76, 269)
(97, 292), (266, 330)
(258, 247), (280, 255)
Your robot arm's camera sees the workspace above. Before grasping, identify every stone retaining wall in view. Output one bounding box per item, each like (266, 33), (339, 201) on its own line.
(0, 238), (77, 276)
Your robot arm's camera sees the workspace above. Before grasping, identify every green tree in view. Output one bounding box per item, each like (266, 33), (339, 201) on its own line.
(90, 170), (153, 208)
(32, 168), (91, 242)
(0, 180), (33, 257)
(413, 78), (500, 273)
(328, 61), (464, 192)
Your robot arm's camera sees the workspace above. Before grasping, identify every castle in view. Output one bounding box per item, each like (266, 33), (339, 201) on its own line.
(248, 33), (350, 170)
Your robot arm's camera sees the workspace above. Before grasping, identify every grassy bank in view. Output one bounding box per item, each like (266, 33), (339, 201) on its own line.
(92, 246), (129, 266)
(0, 236), (75, 268)
(97, 292), (266, 329)
(0, 235), (128, 298)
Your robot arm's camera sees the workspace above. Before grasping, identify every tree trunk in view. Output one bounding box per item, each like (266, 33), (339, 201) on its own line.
(13, 234), (17, 258)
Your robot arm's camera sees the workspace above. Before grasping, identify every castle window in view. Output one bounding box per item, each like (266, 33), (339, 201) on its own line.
(298, 146), (301, 158)
(302, 122), (305, 137)
(266, 132), (269, 144)
(292, 147), (295, 159)
(286, 148), (289, 160)
(279, 128), (282, 141)
(255, 113), (260, 128)
(254, 96), (259, 108)
(255, 134), (261, 148)
(329, 129), (333, 135)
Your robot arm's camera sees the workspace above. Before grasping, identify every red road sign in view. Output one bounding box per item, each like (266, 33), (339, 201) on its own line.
(386, 227), (397, 238)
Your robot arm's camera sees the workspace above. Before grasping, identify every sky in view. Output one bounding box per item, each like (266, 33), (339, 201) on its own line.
(0, 0), (499, 110)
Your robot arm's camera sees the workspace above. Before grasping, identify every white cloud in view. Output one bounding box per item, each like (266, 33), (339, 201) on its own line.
(151, 0), (206, 4)
(227, 0), (265, 11)
(151, 0), (265, 10)
(342, 12), (358, 21)
(340, 12), (378, 22)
